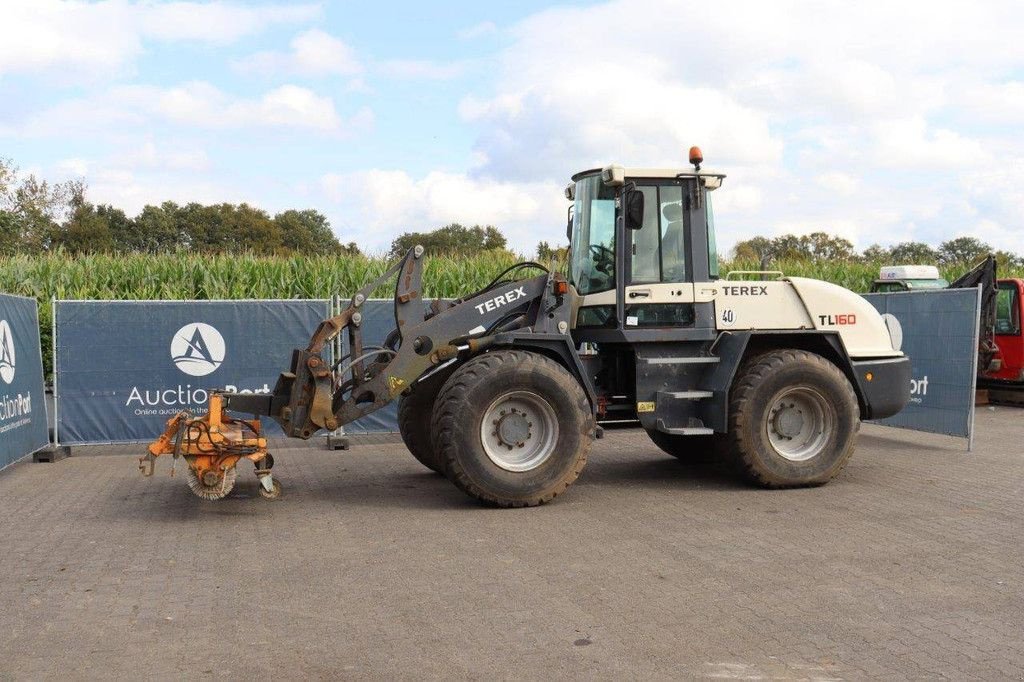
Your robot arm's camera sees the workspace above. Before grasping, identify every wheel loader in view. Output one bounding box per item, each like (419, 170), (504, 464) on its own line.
(141, 147), (911, 506)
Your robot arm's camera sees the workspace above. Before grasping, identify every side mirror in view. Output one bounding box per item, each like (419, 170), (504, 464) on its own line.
(624, 189), (645, 230)
(566, 205), (574, 240)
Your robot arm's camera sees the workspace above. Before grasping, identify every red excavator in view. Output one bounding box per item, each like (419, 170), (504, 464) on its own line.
(871, 255), (1024, 403)
(949, 256), (1024, 403)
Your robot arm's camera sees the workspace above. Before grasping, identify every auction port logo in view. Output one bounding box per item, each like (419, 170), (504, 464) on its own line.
(0, 319), (14, 385)
(170, 323), (225, 377)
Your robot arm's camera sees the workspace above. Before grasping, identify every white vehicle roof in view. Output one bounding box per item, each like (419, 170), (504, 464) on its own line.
(879, 265), (941, 280)
(571, 165), (726, 181)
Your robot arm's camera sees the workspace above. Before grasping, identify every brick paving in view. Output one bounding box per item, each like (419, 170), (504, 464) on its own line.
(0, 408), (1022, 680)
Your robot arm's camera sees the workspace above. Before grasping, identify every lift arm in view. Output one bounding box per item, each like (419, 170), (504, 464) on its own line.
(222, 247), (564, 439)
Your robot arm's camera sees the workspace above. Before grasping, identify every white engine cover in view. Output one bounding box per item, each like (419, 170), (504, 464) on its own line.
(707, 278), (899, 358)
(582, 277), (902, 359)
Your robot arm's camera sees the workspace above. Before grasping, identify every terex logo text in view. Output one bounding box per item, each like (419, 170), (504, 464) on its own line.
(0, 319), (15, 385)
(170, 323), (225, 377)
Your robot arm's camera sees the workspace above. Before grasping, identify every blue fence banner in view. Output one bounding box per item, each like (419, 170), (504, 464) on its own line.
(863, 288), (981, 443)
(54, 300), (330, 445)
(0, 294), (50, 468)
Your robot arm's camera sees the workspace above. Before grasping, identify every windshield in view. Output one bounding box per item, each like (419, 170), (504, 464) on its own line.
(905, 279), (950, 290)
(569, 174), (617, 295)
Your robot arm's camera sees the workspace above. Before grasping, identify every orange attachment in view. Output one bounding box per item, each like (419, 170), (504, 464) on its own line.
(141, 392), (270, 498)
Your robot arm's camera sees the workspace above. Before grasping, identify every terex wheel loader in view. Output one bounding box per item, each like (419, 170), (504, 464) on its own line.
(141, 148), (911, 506)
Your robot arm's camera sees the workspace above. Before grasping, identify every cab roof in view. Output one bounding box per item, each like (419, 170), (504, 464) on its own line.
(571, 166), (727, 182)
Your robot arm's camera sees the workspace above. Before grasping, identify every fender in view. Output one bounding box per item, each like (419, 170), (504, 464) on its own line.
(700, 330), (887, 432)
(490, 331), (599, 413)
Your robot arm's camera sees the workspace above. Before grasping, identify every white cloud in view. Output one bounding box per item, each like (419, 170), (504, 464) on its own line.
(116, 141), (211, 172)
(84, 167), (253, 217)
(453, 0), (1024, 254)
(377, 59), (467, 80)
(458, 21), (497, 40)
(55, 157), (89, 177)
(0, 0), (320, 79)
(22, 82), (362, 135)
(815, 172), (859, 197)
(234, 29), (363, 77)
(319, 170), (564, 253)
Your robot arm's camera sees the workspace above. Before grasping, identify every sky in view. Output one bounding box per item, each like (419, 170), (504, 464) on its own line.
(1, 0), (1022, 257)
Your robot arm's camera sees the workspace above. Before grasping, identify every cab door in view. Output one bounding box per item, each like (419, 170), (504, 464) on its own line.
(622, 181), (714, 332)
(994, 280), (1024, 381)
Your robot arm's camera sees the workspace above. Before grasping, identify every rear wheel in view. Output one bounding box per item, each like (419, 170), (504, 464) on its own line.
(645, 430), (724, 464)
(397, 366), (456, 474)
(726, 349), (859, 487)
(431, 350), (595, 507)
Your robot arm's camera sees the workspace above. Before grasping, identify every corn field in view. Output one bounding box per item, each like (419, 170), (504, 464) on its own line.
(2, 251), (1022, 380)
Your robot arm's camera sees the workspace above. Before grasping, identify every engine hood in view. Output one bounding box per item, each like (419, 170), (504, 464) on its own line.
(787, 276), (901, 358)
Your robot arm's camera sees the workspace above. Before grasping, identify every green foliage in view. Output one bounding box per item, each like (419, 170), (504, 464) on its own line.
(888, 241), (939, 264)
(1, 157), (352, 256)
(390, 223), (508, 258)
(536, 240), (568, 265)
(732, 232), (855, 262)
(0, 249), (527, 379)
(726, 257), (1024, 293)
(0, 157), (84, 253)
(937, 236), (991, 266)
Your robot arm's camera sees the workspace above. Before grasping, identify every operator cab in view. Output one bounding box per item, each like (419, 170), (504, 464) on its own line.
(565, 148), (725, 343)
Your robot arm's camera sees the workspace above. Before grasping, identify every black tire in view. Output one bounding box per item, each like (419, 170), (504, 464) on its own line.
(726, 349), (859, 487)
(397, 366), (455, 474)
(431, 350), (595, 507)
(645, 430), (725, 464)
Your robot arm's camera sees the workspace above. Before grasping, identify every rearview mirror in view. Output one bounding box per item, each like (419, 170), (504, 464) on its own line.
(624, 189), (645, 230)
(566, 205), (574, 240)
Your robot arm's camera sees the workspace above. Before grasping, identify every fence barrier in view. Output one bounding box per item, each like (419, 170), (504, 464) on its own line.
(45, 290), (984, 447)
(0, 294), (49, 468)
(863, 288), (981, 447)
(54, 300), (330, 445)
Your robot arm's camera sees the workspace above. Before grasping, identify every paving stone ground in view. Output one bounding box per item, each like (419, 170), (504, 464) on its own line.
(1, 408), (1022, 680)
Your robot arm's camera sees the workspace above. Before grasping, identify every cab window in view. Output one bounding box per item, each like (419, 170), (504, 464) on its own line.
(629, 185), (687, 283)
(569, 174), (617, 295)
(996, 283), (1021, 335)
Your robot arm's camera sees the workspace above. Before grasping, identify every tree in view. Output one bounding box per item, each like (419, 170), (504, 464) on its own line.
(731, 233), (853, 263)
(274, 209), (349, 254)
(0, 210), (18, 256)
(938, 237), (990, 266)
(390, 223), (509, 257)
(536, 241), (567, 263)
(732, 236), (774, 262)
(803, 232), (854, 260)
(226, 203), (283, 252)
(132, 202), (182, 252)
(861, 244), (891, 262)
(0, 157), (84, 252)
(58, 203), (115, 253)
(994, 250), (1024, 271)
(888, 242), (938, 264)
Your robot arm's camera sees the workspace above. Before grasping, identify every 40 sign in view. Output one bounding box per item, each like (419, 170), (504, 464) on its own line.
(54, 300), (330, 445)
(0, 294), (49, 468)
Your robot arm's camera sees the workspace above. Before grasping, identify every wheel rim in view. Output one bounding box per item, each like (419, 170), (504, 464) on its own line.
(479, 390), (559, 472)
(765, 387), (834, 462)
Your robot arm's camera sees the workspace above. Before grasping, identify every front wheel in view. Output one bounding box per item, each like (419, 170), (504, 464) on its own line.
(397, 366), (455, 474)
(431, 350), (595, 507)
(727, 349), (860, 487)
